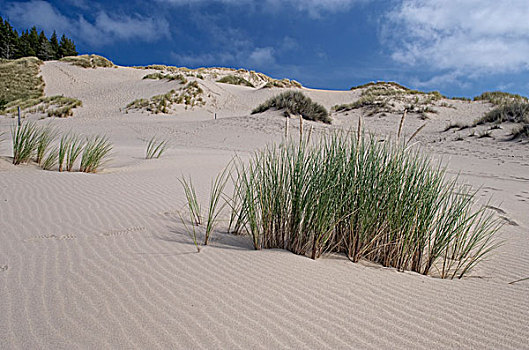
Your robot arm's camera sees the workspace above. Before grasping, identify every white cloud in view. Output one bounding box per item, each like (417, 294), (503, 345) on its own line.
(385, 0), (529, 81)
(171, 46), (276, 69)
(2, 1), (169, 47)
(1, 0), (71, 34)
(157, 0), (367, 17)
(248, 47), (275, 66)
(78, 12), (170, 46)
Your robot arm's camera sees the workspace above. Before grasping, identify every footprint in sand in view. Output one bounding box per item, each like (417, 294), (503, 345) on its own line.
(23, 234), (76, 242)
(98, 226), (146, 238)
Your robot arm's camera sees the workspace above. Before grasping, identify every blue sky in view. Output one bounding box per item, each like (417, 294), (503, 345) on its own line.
(2, 0), (529, 97)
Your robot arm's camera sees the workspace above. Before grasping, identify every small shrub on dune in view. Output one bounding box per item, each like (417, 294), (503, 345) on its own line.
(228, 132), (501, 279)
(252, 91), (331, 124)
(80, 135), (113, 173)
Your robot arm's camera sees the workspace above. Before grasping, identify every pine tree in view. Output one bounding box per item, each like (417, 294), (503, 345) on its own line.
(28, 26), (39, 57)
(16, 30), (35, 58)
(49, 31), (59, 60)
(58, 34), (77, 58)
(0, 18), (18, 59)
(0, 18), (77, 61)
(37, 30), (54, 60)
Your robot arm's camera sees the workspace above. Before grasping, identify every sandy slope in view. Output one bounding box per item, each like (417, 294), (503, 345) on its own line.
(0, 62), (528, 349)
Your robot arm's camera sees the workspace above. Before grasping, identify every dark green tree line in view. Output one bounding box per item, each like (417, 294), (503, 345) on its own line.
(0, 17), (77, 60)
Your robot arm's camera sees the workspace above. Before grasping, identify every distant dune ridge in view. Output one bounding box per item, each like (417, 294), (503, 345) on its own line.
(0, 55), (528, 349)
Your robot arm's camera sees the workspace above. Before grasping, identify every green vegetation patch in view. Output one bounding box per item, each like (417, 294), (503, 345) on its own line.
(0, 57), (44, 107)
(0, 57), (81, 118)
(216, 75), (254, 87)
(262, 79), (302, 89)
(60, 54), (115, 68)
(126, 81), (205, 114)
(474, 91), (528, 106)
(143, 72), (187, 84)
(474, 101), (529, 140)
(334, 82), (444, 117)
(251, 91), (330, 123)
(225, 132), (500, 278)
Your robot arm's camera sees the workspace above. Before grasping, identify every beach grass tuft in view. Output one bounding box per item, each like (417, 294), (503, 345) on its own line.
(65, 135), (84, 172)
(36, 126), (57, 164)
(227, 131), (501, 279)
(11, 121), (40, 165)
(79, 135), (113, 173)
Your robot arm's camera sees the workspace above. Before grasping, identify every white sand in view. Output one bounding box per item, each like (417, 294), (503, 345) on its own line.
(0, 62), (528, 349)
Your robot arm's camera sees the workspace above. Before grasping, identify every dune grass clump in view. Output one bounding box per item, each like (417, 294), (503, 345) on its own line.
(60, 54), (115, 68)
(79, 135), (113, 173)
(252, 91), (331, 124)
(126, 81), (205, 114)
(261, 79), (302, 89)
(217, 75), (255, 87)
(228, 132), (500, 279)
(2, 95), (82, 117)
(0, 57), (44, 111)
(474, 91), (528, 106)
(145, 137), (168, 159)
(334, 83), (443, 117)
(476, 101), (529, 125)
(143, 73), (187, 84)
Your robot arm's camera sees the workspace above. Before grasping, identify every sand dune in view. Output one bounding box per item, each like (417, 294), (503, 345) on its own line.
(1, 62), (528, 349)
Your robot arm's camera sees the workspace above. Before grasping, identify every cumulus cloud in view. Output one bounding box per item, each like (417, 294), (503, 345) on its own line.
(2, 0), (169, 46)
(384, 0), (529, 84)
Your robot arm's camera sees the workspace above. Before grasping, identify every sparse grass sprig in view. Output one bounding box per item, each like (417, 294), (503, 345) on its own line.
(80, 135), (113, 173)
(146, 137), (168, 159)
(179, 176), (202, 226)
(204, 167), (230, 245)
